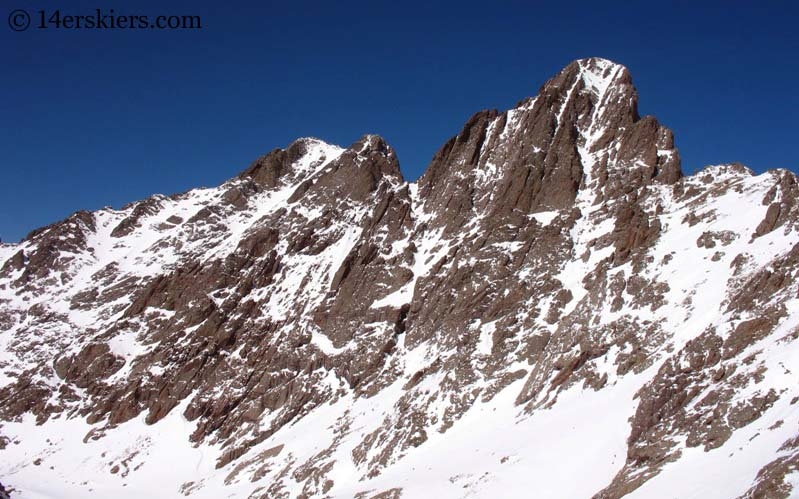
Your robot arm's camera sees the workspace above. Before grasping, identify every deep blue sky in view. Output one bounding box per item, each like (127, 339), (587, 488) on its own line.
(1, 1), (797, 242)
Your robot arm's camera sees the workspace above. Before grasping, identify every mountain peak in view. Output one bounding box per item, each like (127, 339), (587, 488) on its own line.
(3, 60), (796, 499)
(342, 134), (404, 183)
(575, 56), (628, 74)
(351, 134), (396, 160)
(537, 57), (638, 123)
(575, 57), (633, 97)
(239, 137), (343, 189)
(418, 57), (680, 229)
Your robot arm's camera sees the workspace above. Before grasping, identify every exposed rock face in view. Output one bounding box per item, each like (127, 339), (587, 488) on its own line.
(1, 58), (798, 499)
(419, 58), (680, 236)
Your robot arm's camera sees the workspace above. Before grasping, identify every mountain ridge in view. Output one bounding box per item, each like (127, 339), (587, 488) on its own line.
(1, 58), (798, 499)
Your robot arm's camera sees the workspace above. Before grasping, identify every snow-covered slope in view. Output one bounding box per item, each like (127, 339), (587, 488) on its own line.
(1, 58), (798, 499)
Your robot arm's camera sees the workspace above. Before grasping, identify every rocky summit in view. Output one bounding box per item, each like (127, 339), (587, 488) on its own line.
(1, 58), (798, 499)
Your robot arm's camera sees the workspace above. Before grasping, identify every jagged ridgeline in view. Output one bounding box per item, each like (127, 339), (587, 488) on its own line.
(1, 58), (798, 499)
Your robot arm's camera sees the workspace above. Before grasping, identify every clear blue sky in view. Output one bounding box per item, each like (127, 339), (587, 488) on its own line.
(1, 0), (797, 242)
